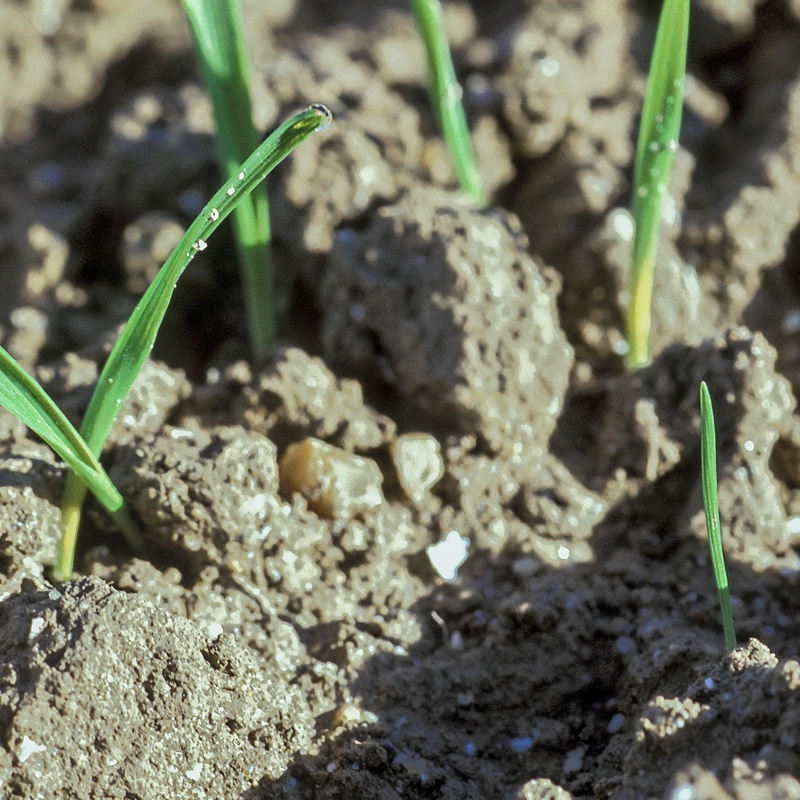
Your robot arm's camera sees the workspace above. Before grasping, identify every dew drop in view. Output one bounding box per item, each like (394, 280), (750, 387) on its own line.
(208, 208), (219, 222)
(637, 186), (648, 198)
(238, 171), (245, 181)
(226, 186), (236, 196)
(309, 103), (333, 131)
(192, 239), (208, 251)
(648, 141), (660, 152)
(667, 140), (678, 152)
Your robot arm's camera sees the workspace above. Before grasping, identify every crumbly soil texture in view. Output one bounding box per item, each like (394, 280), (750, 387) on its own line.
(4, 0), (800, 798)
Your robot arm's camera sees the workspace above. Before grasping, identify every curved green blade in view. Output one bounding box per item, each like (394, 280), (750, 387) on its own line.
(57, 104), (332, 581)
(0, 346), (122, 512)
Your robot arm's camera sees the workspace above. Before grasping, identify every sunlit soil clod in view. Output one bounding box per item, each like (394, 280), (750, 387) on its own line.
(279, 437), (384, 519)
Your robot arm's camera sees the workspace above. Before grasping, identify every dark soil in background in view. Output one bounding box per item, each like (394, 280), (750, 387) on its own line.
(2, 0), (800, 798)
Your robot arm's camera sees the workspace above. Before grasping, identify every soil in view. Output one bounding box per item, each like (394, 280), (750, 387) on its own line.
(3, 0), (800, 798)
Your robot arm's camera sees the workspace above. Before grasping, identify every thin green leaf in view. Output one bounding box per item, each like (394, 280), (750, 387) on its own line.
(0, 346), (122, 513)
(182, 0), (274, 358)
(699, 381), (736, 654)
(58, 104), (332, 579)
(627, 0), (689, 368)
(410, 0), (485, 207)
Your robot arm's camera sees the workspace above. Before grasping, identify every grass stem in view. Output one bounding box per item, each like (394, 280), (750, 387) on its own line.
(182, 0), (275, 359)
(699, 381), (736, 654)
(626, 0), (689, 368)
(409, 0), (485, 207)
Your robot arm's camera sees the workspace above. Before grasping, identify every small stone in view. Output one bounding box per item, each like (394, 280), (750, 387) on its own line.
(279, 438), (384, 519)
(390, 433), (444, 502)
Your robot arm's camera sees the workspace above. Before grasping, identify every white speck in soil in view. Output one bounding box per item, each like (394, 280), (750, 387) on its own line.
(557, 546), (570, 560)
(186, 763), (203, 781)
(17, 736), (47, 763)
(610, 209), (634, 241)
(670, 785), (697, 800)
(704, 677), (717, 690)
(426, 531), (469, 581)
(539, 56), (560, 77)
(28, 617), (45, 640)
(207, 622), (224, 639)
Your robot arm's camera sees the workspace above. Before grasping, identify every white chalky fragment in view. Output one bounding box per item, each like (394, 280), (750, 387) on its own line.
(28, 617), (45, 640)
(426, 531), (469, 581)
(18, 736), (47, 763)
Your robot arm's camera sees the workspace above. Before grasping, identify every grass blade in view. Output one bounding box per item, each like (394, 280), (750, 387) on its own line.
(626, 0), (689, 368)
(0, 347), (122, 512)
(699, 381), (736, 654)
(0, 346), (143, 583)
(56, 104), (332, 581)
(182, 0), (274, 359)
(409, 0), (485, 207)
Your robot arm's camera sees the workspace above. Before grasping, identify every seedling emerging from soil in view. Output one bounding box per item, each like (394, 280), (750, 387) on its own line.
(54, 104), (332, 582)
(0, 349), (142, 551)
(699, 381), (736, 653)
(409, 0), (485, 206)
(182, 0), (275, 359)
(626, 0), (689, 368)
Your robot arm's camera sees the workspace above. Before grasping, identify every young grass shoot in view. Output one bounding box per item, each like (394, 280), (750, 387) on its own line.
(626, 0), (689, 368)
(182, 0), (275, 359)
(0, 347), (142, 558)
(409, 0), (485, 207)
(699, 381), (736, 654)
(51, 104), (332, 582)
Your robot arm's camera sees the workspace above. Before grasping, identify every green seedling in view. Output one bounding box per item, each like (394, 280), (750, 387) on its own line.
(699, 381), (736, 653)
(626, 0), (689, 369)
(54, 104), (332, 582)
(0, 348), (142, 552)
(409, 0), (485, 207)
(182, 0), (275, 359)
